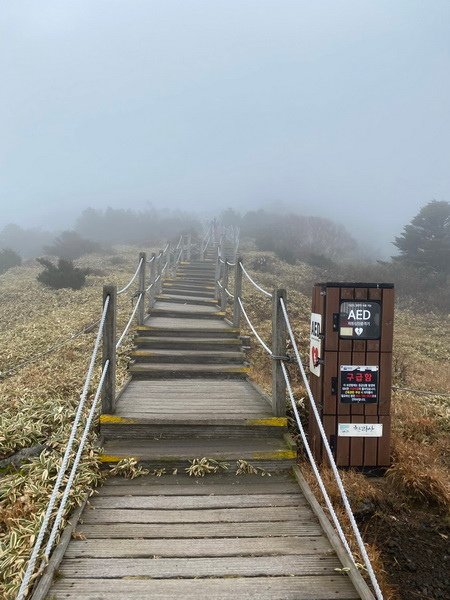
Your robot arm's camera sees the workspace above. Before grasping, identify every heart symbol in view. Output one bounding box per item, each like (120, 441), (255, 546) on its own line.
(355, 327), (363, 336)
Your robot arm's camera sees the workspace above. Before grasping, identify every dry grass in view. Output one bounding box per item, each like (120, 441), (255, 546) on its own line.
(0, 246), (157, 599)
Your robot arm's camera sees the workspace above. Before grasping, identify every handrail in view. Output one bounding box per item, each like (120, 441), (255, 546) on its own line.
(237, 297), (272, 355)
(117, 257), (143, 294)
(44, 360), (110, 557)
(239, 262), (272, 297)
(116, 293), (144, 349)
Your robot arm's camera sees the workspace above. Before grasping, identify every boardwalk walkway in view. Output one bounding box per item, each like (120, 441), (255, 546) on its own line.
(45, 247), (372, 599)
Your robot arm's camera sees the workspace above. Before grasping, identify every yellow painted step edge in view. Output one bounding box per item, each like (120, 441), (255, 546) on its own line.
(99, 450), (296, 463)
(99, 415), (137, 424)
(247, 417), (288, 427)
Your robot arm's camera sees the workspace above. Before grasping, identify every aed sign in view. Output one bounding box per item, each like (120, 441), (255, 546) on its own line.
(339, 301), (381, 339)
(340, 365), (379, 403)
(338, 423), (383, 437)
(309, 313), (322, 377)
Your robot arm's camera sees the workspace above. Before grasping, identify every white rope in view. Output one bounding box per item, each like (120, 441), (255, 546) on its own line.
(218, 256), (225, 264)
(116, 293), (143, 349)
(117, 258), (143, 294)
(226, 261), (236, 267)
(216, 280), (234, 299)
(146, 255), (155, 264)
(280, 361), (353, 559)
(239, 262), (272, 297)
(237, 297), (272, 355)
(44, 360), (110, 557)
(16, 296), (110, 600)
(278, 297), (383, 600)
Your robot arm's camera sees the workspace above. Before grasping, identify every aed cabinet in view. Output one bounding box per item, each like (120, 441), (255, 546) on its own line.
(308, 282), (394, 471)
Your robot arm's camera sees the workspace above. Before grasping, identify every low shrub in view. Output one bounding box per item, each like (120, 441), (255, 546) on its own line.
(36, 258), (86, 290)
(0, 248), (21, 275)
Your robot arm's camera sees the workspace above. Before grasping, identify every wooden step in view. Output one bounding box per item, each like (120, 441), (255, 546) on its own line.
(129, 363), (249, 378)
(131, 349), (245, 364)
(135, 336), (241, 350)
(99, 437), (296, 470)
(156, 294), (218, 306)
(150, 307), (225, 319)
(164, 281), (215, 292)
(136, 326), (239, 338)
(51, 576), (359, 599)
(100, 413), (288, 440)
(162, 287), (215, 298)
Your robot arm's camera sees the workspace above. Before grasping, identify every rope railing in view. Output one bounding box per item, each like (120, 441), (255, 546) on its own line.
(116, 293), (144, 350)
(239, 262), (272, 297)
(43, 360), (110, 557)
(237, 297), (272, 355)
(278, 297), (383, 600)
(16, 296), (111, 600)
(117, 257), (143, 294)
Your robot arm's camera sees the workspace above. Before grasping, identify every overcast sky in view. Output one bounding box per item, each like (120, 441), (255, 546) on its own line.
(1, 1), (449, 255)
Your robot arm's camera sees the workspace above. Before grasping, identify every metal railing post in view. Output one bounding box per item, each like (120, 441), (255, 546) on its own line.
(221, 261), (229, 312)
(233, 256), (243, 327)
(272, 288), (287, 416)
(102, 284), (117, 414)
(137, 252), (146, 325)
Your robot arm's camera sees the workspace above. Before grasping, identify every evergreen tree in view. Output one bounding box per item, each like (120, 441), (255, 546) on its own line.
(393, 201), (450, 273)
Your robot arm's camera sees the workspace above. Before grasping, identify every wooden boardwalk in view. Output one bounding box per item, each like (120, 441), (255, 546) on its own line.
(45, 246), (373, 600)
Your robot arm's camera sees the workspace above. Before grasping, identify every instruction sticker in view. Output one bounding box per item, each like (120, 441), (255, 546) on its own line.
(340, 365), (379, 404)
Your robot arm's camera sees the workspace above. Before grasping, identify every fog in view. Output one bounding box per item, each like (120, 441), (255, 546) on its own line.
(1, 1), (449, 256)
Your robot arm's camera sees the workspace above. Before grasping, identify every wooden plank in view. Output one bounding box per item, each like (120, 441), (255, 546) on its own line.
(31, 500), (86, 600)
(77, 520), (323, 539)
(293, 467), (375, 600)
(99, 483), (300, 496)
(81, 506), (309, 524)
(59, 554), (342, 578)
(102, 473), (295, 486)
(65, 536), (332, 558)
(50, 575), (360, 599)
(90, 493), (307, 510)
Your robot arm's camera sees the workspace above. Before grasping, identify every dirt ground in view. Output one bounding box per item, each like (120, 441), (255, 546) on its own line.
(358, 502), (449, 599)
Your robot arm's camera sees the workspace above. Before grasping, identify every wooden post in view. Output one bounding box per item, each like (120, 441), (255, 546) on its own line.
(148, 252), (156, 310)
(138, 252), (146, 325)
(233, 256), (243, 327)
(272, 289), (287, 417)
(186, 233), (191, 261)
(221, 261), (229, 312)
(167, 242), (172, 268)
(156, 252), (163, 294)
(102, 285), (117, 414)
(214, 250), (221, 301)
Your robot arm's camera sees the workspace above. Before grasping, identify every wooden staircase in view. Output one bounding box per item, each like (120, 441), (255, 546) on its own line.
(43, 245), (373, 600)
